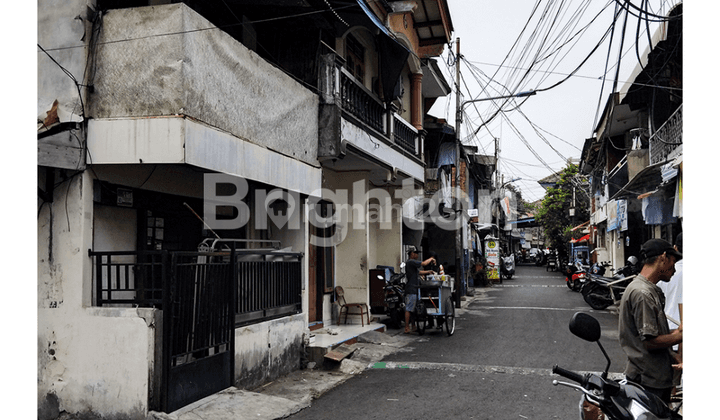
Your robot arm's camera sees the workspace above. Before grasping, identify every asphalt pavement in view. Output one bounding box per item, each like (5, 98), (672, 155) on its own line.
(145, 264), (626, 420)
(285, 263), (627, 420)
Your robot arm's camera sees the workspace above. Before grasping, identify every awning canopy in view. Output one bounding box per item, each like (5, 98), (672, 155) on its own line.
(570, 234), (590, 243)
(570, 221), (590, 231)
(610, 161), (665, 201)
(507, 218), (535, 224)
(473, 223), (497, 232)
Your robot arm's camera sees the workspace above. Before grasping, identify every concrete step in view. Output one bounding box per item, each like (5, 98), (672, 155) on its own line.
(306, 321), (386, 366)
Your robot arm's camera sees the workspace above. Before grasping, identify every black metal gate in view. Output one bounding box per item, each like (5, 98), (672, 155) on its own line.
(89, 246), (302, 412)
(162, 250), (236, 412)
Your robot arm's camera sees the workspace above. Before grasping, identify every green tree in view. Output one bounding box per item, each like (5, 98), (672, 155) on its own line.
(535, 164), (589, 261)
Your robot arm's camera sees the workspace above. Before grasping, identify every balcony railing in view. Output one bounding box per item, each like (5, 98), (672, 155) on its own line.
(323, 53), (420, 157)
(393, 115), (419, 155)
(89, 249), (302, 326)
(649, 104), (683, 165)
(339, 68), (385, 134)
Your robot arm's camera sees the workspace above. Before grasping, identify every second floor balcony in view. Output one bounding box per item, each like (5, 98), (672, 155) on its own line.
(649, 104), (683, 165)
(84, 3), (322, 197)
(337, 67), (420, 156)
(318, 51), (425, 183)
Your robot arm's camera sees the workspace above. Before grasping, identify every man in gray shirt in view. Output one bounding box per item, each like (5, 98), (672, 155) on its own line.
(618, 238), (683, 404)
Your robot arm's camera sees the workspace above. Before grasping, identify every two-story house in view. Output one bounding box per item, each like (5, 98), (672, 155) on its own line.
(37, 0), (453, 417)
(578, 4), (682, 270)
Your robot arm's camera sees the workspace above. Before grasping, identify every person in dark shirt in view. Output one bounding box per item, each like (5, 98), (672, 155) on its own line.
(618, 238), (683, 404)
(404, 246), (437, 333)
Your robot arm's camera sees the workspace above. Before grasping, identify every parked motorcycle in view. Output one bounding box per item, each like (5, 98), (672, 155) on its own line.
(564, 259), (588, 292)
(581, 257), (640, 310)
(552, 312), (682, 419)
(500, 254), (515, 280)
(382, 267), (407, 329)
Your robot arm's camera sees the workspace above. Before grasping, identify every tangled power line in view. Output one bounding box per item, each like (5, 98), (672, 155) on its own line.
(445, 0), (682, 200)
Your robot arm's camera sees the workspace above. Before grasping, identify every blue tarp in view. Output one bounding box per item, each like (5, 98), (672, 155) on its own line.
(642, 194), (678, 225)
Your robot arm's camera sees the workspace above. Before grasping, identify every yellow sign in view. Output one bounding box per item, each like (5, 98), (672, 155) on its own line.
(485, 238), (500, 280)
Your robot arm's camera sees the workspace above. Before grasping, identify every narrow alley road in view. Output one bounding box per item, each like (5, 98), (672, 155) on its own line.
(286, 263), (627, 420)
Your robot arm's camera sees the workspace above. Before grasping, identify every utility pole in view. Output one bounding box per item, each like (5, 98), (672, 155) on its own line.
(451, 49), (535, 305)
(453, 37), (462, 308)
(494, 138), (499, 237)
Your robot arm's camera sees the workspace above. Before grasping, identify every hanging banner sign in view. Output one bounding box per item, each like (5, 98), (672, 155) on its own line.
(607, 199), (628, 232)
(484, 237), (500, 280)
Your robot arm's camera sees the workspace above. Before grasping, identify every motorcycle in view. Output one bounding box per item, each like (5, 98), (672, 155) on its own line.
(581, 257), (640, 310)
(500, 254), (515, 280)
(564, 259), (588, 292)
(553, 312), (682, 419)
(382, 265), (407, 329)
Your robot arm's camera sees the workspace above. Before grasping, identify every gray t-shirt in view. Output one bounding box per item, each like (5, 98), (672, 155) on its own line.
(618, 275), (674, 389)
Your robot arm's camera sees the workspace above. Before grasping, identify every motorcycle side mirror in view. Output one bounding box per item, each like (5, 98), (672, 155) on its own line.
(569, 312), (601, 342)
(377, 275), (384, 280)
(569, 312), (612, 378)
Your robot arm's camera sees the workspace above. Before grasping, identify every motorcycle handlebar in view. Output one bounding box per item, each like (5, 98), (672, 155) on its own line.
(552, 365), (585, 385)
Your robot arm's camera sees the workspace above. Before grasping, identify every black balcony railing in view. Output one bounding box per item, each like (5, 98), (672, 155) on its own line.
(650, 104), (683, 165)
(89, 249), (303, 326)
(90, 250), (166, 308)
(393, 115), (418, 155)
(339, 69), (385, 133)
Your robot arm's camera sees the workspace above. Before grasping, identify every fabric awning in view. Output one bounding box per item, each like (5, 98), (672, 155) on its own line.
(570, 234), (590, 243)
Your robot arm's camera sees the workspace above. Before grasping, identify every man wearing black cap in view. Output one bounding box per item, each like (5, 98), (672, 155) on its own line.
(618, 238), (683, 404)
(404, 246), (437, 334)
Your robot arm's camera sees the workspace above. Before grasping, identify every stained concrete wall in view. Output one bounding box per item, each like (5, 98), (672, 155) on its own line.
(37, 0), (91, 125)
(89, 3), (319, 168)
(38, 170), (158, 419)
(233, 315), (305, 390)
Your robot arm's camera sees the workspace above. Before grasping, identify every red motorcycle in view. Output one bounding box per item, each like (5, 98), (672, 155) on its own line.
(564, 260), (586, 292)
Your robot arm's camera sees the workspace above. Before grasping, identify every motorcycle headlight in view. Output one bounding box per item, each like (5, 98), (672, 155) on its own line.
(629, 400), (650, 419)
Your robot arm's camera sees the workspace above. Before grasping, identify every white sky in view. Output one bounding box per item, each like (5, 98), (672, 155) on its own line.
(428, 0), (684, 203)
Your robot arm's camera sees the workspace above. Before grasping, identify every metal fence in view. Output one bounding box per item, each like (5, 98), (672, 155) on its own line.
(89, 249), (303, 326)
(340, 69), (385, 133)
(649, 104), (683, 165)
(393, 115), (418, 155)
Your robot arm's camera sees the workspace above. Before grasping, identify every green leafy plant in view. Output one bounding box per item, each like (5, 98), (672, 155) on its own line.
(535, 165), (589, 261)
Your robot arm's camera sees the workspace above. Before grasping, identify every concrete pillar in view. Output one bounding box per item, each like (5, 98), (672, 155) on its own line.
(410, 72), (423, 130)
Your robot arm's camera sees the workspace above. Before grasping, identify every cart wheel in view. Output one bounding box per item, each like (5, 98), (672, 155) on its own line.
(444, 298), (455, 336)
(416, 302), (427, 336)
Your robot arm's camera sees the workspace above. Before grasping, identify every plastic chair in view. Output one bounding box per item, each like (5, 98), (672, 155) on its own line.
(335, 286), (370, 326)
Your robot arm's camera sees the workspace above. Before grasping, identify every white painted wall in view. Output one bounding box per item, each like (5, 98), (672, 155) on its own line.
(38, 171), (158, 419)
(320, 172), (369, 325)
(87, 117), (323, 198)
(369, 186), (403, 271)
